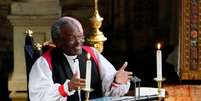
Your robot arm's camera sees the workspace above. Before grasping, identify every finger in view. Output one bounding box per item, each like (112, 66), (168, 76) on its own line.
(120, 61), (128, 70)
(128, 76), (133, 80)
(127, 72), (133, 76)
(78, 79), (85, 83)
(78, 82), (85, 87)
(74, 82), (85, 88)
(74, 79), (85, 85)
(74, 82), (85, 86)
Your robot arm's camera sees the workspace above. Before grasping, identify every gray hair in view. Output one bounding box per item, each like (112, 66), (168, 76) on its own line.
(51, 17), (83, 43)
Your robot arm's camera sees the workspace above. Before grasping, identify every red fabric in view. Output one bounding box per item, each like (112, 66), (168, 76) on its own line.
(82, 46), (99, 72)
(111, 83), (119, 88)
(58, 84), (68, 97)
(42, 49), (53, 70)
(42, 46), (99, 72)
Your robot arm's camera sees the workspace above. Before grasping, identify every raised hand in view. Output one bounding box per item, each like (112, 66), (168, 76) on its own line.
(68, 72), (85, 91)
(114, 62), (133, 84)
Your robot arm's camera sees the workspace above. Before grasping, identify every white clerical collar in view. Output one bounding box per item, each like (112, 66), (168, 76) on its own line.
(63, 53), (78, 62)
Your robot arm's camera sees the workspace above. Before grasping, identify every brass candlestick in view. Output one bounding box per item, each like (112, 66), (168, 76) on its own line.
(154, 78), (165, 98)
(86, 0), (107, 53)
(82, 88), (94, 101)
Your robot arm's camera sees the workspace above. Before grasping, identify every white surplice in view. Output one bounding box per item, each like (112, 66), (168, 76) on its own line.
(29, 47), (130, 101)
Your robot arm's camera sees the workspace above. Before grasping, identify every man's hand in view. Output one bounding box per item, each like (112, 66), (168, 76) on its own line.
(115, 62), (133, 84)
(68, 73), (85, 91)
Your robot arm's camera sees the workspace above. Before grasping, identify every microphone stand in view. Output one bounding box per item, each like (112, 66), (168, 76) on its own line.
(131, 76), (141, 101)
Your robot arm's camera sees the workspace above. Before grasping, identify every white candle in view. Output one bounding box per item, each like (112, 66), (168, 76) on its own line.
(86, 53), (92, 90)
(156, 43), (162, 80)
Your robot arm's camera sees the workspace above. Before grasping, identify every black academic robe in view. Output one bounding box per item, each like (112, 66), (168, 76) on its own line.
(49, 48), (103, 101)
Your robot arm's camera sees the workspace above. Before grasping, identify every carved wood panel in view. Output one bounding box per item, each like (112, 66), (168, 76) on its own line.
(180, 0), (201, 80)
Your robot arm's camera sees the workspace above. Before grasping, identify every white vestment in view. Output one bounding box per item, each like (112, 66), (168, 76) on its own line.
(29, 47), (130, 101)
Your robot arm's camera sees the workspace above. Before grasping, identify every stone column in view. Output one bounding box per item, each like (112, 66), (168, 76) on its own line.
(8, 0), (60, 100)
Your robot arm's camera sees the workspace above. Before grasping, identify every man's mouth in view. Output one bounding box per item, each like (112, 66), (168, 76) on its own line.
(75, 45), (82, 50)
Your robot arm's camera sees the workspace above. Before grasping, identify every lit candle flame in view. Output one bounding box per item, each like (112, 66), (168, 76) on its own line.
(87, 53), (91, 60)
(157, 43), (161, 50)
